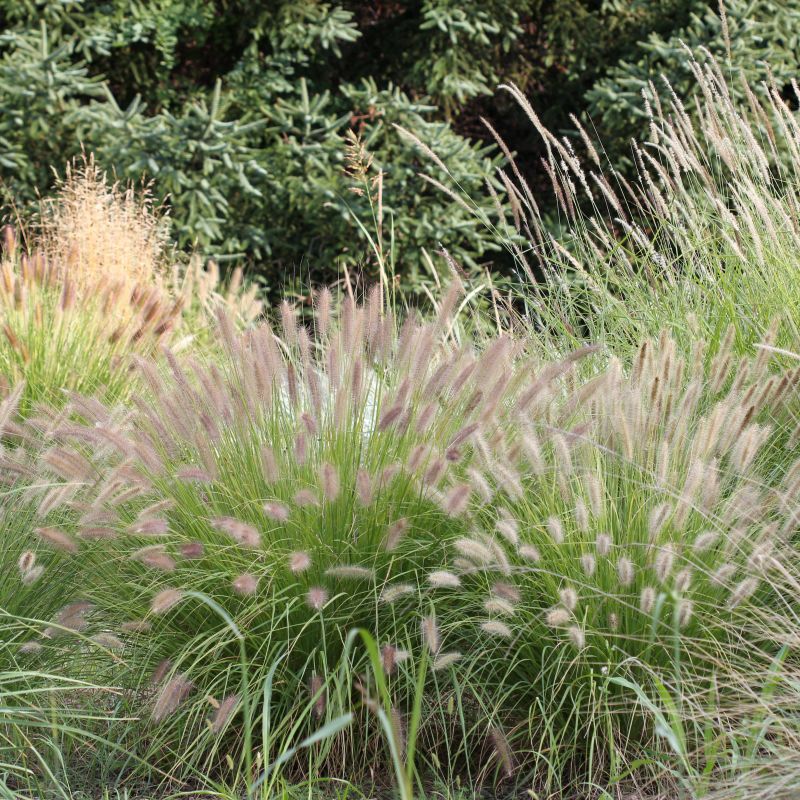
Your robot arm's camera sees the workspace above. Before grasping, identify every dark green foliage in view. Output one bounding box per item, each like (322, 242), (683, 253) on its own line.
(586, 0), (800, 162)
(0, 1), (797, 290)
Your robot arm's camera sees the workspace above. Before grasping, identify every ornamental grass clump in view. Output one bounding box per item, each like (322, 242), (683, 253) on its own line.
(425, 326), (800, 787)
(0, 159), (262, 413)
(413, 51), (800, 359)
(10, 284), (800, 790)
(12, 282), (497, 778)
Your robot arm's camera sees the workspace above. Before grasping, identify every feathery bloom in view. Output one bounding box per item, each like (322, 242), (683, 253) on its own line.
(546, 516), (564, 544)
(132, 545), (176, 572)
(484, 597), (516, 616)
(293, 488), (319, 507)
(152, 673), (194, 722)
(574, 499), (589, 532)
(674, 567), (692, 593)
(596, 532), (612, 557)
(263, 502), (290, 523)
(480, 619), (512, 638)
(728, 577), (759, 609)
(325, 565), (374, 581)
(545, 607), (571, 627)
(428, 570), (461, 588)
(491, 582), (521, 603)
(454, 536), (494, 565)
(421, 615), (440, 654)
(567, 625), (585, 650)
(18, 550), (36, 575)
(306, 586), (329, 611)
(151, 588), (184, 614)
(232, 573), (259, 595)
(22, 565), (44, 585)
(385, 518), (409, 551)
(319, 462), (340, 501)
(35, 526), (78, 553)
(433, 651), (463, 671)
(559, 587), (578, 611)
(580, 553), (596, 577)
(677, 598), (693, 627)
(616, 557), (635, 587)
(692, 530), (719, 554)
(180, 541), (204, 559)
(496, 516), (519, 546)
(442, 483), (471, 516)
(309, 674), (326, 720)
(289, 551), (311, 573)
(518, 544), (541, 562)
(356, 469), (373, 506)
(211, 693), (239, 735)
(380, 583), (416, 604)
(92, 632), (124, 650)
(213, 516), (262, 547)
(640, 586), (656, 614)
(654, 545), (675, 583)
(121, 620), (152, 634)
(711, 563), (736, 587)
(379, 643), (408, 675)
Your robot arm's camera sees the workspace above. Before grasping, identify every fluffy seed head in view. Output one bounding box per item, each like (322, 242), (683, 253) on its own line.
(433, 651), (463, 670)
(306, 586), (329, 611)
(263, 502), (290, 523)
(692, 530), (719, 554)
(677, 598), (693, 627)
(18, 551), (36, 575)
(574, 499), (589, 532)
(580, 553), (596, 577)
(496, 516), (519, 546)
(480, 619), (512, 638)
(728, 577), (759, 609)
(454, 537), (494, 565)
(596, 532), (612, 557)
(180, 541), (204, 559)
(442, 483), (471, 516)
(546, 516), (564, 544)
(559, 587), (578, 611)
(616, 557), (635, 587)
(289, 551), (311, 573)
(428, 570), (461, 589)
(518, 544), (541, 562)
(385, 518), (409, 551)
(152, 673), (194, 722)
(213, 516), (262, 547)
(380, 583), (415, 604)
(421, 615), (440, 654)
(674, 567), (692, 593)
(712, 563), (737, 587)
(546, 607), (571, 627)
(640, 586), (656, 614)
(151, 588), (184, 614)
(356, 469), (373, 506)
(483, 597), (516, 616)
(325, 565), (374, 581)
(654, 545), (675, 583)
(35, 527), (78, 553)
(22, 565), (44, 585)
(132, 545), (176, 572)
(319, 462), (340, 501)
(232, 573), (259, 596)
(211, 693), (239, 735)
(567, 626), (585, 650)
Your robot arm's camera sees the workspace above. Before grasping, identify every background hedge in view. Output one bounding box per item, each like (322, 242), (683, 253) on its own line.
(1, 0), (798, 291)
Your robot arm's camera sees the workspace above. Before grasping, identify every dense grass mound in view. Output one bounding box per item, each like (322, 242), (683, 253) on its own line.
(0, 160), (262, 415)
(5, 279), (799, 794)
